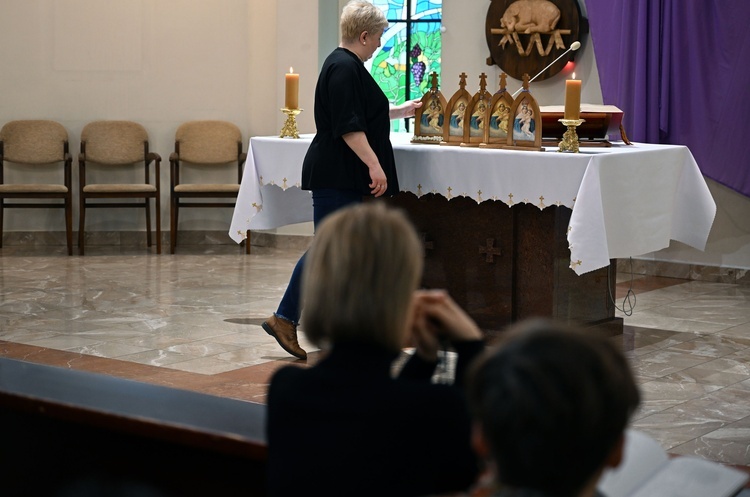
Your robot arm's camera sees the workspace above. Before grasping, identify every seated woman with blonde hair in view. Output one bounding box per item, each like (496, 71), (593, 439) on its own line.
(266, 201), (485, 496)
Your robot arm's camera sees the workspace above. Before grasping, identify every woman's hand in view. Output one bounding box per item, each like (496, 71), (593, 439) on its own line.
(390, 99), (423, 119)
(410, 289), (482, 360)
(341, 131), (388, 197)
(410, 312), (441, 362)
(368, 163), (388, 197)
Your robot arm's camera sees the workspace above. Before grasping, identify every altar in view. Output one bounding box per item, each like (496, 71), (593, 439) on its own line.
(229, 134), (715, 333)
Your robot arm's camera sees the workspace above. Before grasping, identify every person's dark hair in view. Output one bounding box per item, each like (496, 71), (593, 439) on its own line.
(467, 318), (640, 496)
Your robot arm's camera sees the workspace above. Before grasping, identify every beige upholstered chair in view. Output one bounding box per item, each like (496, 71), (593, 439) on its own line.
(0, 120), (73, 255)
(169, 120), (247, 254)
(78, 121), (161, 255)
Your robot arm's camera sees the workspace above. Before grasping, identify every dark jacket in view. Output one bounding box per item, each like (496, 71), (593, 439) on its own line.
(266, 340), (484, 496)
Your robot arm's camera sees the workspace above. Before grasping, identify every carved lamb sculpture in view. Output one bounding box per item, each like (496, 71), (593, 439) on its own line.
(501, 0), (561, 34)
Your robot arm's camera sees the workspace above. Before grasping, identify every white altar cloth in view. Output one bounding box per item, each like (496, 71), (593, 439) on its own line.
(229, 133), (716, 275)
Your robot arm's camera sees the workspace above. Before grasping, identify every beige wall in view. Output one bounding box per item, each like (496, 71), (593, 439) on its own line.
(2, 0), (252, 231)
(0, 0), (318, 232)
(2, 0), (749, 269)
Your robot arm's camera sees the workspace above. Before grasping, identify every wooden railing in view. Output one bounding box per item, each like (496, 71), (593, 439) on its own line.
(0, 357), (268, 496)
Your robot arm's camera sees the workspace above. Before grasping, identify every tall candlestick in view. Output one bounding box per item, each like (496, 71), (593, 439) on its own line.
(564, 74), (582, 120)
(285, 67), (299, 109)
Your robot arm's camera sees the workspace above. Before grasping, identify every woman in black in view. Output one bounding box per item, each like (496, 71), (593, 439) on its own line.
(266, 202), (484, 496)
(262, 0), (421, 359)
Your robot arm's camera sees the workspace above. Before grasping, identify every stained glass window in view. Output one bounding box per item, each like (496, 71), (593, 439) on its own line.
(366, 0), (442, 132)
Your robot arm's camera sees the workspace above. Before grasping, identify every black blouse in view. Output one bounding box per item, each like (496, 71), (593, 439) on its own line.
(301, 47), (399, 196)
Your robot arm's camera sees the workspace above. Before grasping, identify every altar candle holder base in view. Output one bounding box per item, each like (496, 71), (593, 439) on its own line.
(280, 108), (302, 139)
(558, 118), (585, 153)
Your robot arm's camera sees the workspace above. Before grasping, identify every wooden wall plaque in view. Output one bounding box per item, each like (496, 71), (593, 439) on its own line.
(485, 0), (586, 82)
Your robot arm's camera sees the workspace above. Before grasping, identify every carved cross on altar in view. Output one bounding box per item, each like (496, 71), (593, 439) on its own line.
(522, 73), (530, 91)
(420, 232), (435, 257)
(479, 73), (488, 94)
(479, 238), (502, 263)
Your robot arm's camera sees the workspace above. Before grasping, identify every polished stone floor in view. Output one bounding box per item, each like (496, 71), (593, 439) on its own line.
(1, 244), (750, 467)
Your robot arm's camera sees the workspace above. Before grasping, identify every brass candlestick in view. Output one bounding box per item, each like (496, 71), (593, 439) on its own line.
(558, 118), (585, 153)
(280, 108), (302, 138)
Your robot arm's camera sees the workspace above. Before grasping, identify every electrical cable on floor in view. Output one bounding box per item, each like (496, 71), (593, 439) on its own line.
(609, 257), (636, 316)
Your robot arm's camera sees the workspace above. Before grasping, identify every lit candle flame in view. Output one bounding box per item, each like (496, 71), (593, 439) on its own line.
(289, 67), (294, 74)
(572, 72), (576, 79)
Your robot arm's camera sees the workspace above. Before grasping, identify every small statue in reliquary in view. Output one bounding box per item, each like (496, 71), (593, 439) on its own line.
(506, 73), (543, 151)
(482, 73), (514, 148)
(412, 72), (447, 145)
(461, 73), (493, 147)
(441, 72), (472, 146)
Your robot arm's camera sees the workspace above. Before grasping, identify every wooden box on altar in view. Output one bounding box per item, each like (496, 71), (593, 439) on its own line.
(540, 104), (624, 145)
(385, 192), (620, 338)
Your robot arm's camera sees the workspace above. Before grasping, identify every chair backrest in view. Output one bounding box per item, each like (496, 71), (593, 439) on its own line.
(0, 120), (68, 164)
(81, 120), (148, 165)
(174, 120), (241, 164)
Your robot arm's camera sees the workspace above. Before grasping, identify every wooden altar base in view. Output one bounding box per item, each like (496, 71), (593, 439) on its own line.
(385, 192), (621, 337)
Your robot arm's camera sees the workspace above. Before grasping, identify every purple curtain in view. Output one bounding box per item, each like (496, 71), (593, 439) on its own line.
(586, 0), (750, 198)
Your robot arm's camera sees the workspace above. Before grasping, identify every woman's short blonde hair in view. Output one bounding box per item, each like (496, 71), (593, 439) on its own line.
(301, 201), (423, 352)
(340, 0), (389, 44)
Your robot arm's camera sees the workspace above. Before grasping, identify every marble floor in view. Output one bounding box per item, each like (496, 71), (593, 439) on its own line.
(1, 243), (750, 467)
